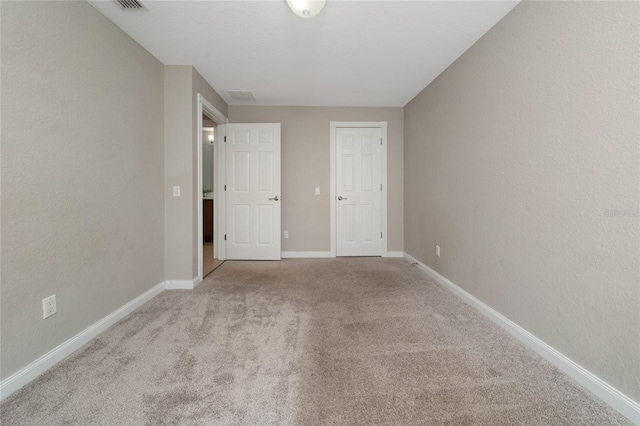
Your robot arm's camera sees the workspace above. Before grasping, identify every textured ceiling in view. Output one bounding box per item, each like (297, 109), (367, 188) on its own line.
(89, 0), (519, 107)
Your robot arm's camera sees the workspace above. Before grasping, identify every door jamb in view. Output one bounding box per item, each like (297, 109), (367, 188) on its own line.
(197, 94), (227, 283)
(330, 121), (388, 258)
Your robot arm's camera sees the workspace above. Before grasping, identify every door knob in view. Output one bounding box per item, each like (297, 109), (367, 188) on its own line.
(338, 196), (347, 200)
(269, 196), (280, 201)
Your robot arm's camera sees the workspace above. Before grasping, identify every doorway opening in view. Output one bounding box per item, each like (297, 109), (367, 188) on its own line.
(197, 94), (227, 282)
(202, 123), (223, 277)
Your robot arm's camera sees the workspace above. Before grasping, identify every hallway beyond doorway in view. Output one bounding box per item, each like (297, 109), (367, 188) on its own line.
(203, 242), (223, 277)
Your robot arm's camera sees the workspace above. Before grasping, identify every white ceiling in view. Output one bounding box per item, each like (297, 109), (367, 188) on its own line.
(89, 0), (519, 107)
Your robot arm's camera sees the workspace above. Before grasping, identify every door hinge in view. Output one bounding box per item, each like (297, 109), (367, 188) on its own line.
(381, 232), (383, 238)
(380, 184), (382, 191)
(224, 136), (227, 142)
(380, 138), (382, 145)
(224, 184), (227, 191)
(224, 234), (227, 241)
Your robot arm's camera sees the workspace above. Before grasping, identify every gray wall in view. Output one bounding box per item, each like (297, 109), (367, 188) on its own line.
(193, 68), (228, 119)
(164, 66), (227, 281)
(404, 1), (639, 400)
(164, 66), (194, 281)
(228, 106), (404, 253)
(1, 1), (165, 379)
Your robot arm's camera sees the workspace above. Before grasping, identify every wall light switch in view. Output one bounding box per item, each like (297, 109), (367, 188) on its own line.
(172, 186), (180, 197)
(43, 295), (57, 319)
(315, 187), (320, 195)
(436, 245), (441, 257)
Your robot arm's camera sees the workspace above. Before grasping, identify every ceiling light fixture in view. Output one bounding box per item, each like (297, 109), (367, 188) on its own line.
(286, 0), (326, 18)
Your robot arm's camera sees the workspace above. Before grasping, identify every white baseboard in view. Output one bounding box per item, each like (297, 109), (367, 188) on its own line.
(384, 251), (404, 258)
(192, 277), (203, 289)
(165, 278), (200, 290)
(281, 251), (404, 259)
(0, 281), (165, 401)
(281, 251), (334, 258)
(403, 252), (640, 425)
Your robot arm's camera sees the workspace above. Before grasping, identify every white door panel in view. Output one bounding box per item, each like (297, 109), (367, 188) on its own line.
(226, 124), (281, 260)
(336, 127), (382, 256)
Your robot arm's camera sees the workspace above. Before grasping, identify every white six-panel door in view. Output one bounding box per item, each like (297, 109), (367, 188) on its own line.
(336, 127), (382, 256)
(226, 124), (281, 260)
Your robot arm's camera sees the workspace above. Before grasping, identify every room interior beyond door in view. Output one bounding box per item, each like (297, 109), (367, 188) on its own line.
(202, 116), (223, 276)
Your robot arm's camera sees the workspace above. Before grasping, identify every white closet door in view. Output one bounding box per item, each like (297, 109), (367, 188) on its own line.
(336, 127), (382, 257)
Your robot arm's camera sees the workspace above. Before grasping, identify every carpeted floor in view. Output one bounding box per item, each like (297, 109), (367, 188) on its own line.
(0, 259), (632, 425)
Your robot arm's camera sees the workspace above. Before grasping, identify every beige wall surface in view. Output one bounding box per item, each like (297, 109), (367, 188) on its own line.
(193, 68), (228, 119)
(404, 1), (639, 400)
(228, 106), (404, 253)
(164, 66), (194, 280)
(1, 1), (165, 379)
(164, 66), (228, 280)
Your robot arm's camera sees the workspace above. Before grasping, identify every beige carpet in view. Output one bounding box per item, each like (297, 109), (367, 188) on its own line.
(0, 259), (631, 425)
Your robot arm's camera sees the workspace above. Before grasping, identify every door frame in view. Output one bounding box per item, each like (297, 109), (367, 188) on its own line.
(330, 121), (389, 257)
(197, 94), (227, 283)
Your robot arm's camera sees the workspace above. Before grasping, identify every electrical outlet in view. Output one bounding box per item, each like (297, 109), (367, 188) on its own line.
(172, 186), (180, 197)
(436, 245), (441, 257)
(43, 295), (57, 319)
(284, 231), (289, 239)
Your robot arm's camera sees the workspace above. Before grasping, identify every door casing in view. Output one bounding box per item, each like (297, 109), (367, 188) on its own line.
(197, 94), (228, 283)
(330, 121), (389, 257)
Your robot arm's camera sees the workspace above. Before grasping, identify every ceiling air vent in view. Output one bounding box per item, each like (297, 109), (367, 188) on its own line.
(114, 0), (146, 11)
(228, 90), (255, 102)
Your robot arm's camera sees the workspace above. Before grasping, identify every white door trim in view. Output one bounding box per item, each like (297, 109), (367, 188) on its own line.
(216, 124), (227, 262)
(330, 121), (388, 257)
(197, 94), (228, 283)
